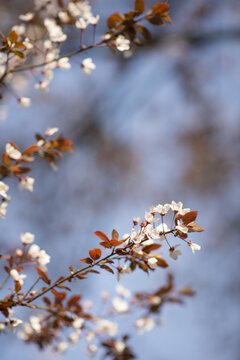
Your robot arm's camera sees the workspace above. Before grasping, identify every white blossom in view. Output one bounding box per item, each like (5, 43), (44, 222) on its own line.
(15, 248), (23, 257)
(115, 341), (126, 354)
(19, 12), (34, 21)
(115, 35), (130, 52)
(155, 223), (170, 240)
(82, 58), (96, 76)
(69, 331), (80, 345)
(67, 1), (92, 18)
(112, 296), (129, 313)
(170, 201), (183, 213)
(5, 143), (21, 160)
(96, 319), (118, 336)
(35, 80), (49, 93)
(12, 24), (26, 36)
(178, 207), (191, 216)
(58, 11), (70, 23)
(20, 232), (35, 245)
(0, 201), (9, 219)
(75, 18), (87, 30)
(0, 181), (9, 198)
(85, 344), (98, 357)
(45, 127), (59, 136)
(116, 284), (131, 298)
(38, 249), (51, 271)
(6, 318), (23, 332)
(176, 220), (188, 234)
(135, 317), (155, 334)
(57, 57), (71, 70)
(23, 38), (33, 50)
(29, 316), (41, 332)
(44, 18), (67, 42)
(28, 244), (40, 258)
(169, 244), (182, 260)
(88, 15), (100, 25)
(188, 241), (201, 254)
(150, 296), (162, 306)
(18, 97), (31, 107)
(56, 341), (69, 353)
(145, 211), (158, 223)
(19, 177), (35, 192)
(153, 203), (170, 215)
(10, 269), (27, 286)
(72, 317), (85, 329)
(148, 257), (158, 270)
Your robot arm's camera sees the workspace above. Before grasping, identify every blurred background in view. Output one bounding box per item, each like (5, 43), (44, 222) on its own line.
(0, 0), (240, 359)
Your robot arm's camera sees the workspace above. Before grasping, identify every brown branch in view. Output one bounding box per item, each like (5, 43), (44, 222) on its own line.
(26, 229), (175, 304)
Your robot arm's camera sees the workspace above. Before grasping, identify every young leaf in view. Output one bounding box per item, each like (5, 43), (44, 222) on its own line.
(89, 248), (102, 261)
(110, 239), (124, 247)
(22, 145), (39, 155)
(107, 12), (123, 28)
(135, 0), (145, 14)
(8, 30), (18, 44)
(111, 229), (119, 240)
(67, 295), (81, 307)
(100, 265), (114, 274)
(99, 241), (112, 249)
(80, 257), (93, 265)
(182, 211), (198, 225)
(152, 3), (169, 14)
(35, 267), (51, 285)
(94, 231), (110, 242)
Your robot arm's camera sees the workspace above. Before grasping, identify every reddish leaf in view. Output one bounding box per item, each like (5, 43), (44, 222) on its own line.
(76, 274), (86, 279)
(135, 0), (145, 14)
(157, 258), (169, 268)
(35, 267), (51, 285)
(182, 211), (198, 225)
(147, 15), (164, 26)
(0, 165), (9, 177)
(100, 265), (114, 274)
(110, 239), (124, 247)
(99, 241), (112, 249)
(187, 222), (205, 233)
(8, 30), (18, 43)
(87, 269), (100, 274)
(111, 229), (119, 240)
(13, 42), (27, 50)
(115, 249), (128, 255)
(22, 145), (39, 155)
(67, 295), (81, 307)
(142, 243), (161, 252)
(80, 257), (93, 265)
(107, 12), (123, 28)
(152, 3), (169, 14)
(51, 289), (66, 300)
(89, 248), (102, 261)
(15, 281), (21, 293)
(179, 287), (195, 296)
(56, 284), (71, 291)
(2, 153), (10, 166)
(43, 297), (51, 305)
(94, 231), (110, 243)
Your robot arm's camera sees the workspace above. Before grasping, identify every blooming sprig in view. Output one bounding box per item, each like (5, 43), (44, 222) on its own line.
(0, 0), (172, 109)
(0, 129), (73, 219)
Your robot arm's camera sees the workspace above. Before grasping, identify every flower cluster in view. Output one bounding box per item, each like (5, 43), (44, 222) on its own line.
(0, 202), (204, 357)
(0, 128), (73, 219)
